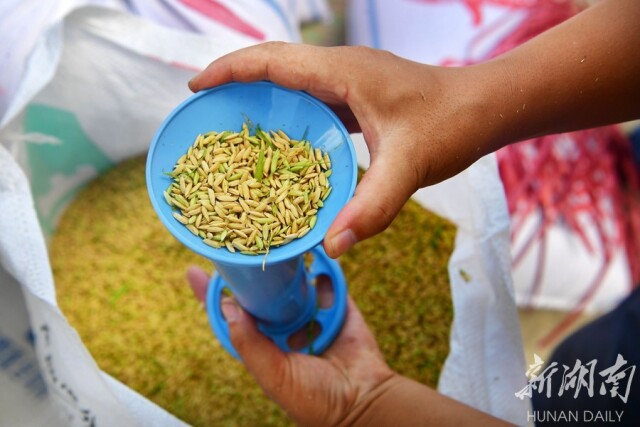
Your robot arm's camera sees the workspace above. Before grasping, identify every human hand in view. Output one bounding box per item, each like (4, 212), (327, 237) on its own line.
(188, 0), (640, 259)
(186, 266), (395, 426)
(188, 44), (496, 258)
(187, 266), (513, 426)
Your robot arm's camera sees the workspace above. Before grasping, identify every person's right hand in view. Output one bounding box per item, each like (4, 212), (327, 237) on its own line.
(188, 44), (497, 258)
(188, 1), (640, 259)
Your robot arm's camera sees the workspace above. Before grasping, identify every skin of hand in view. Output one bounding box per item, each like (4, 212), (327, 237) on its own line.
(188, 45), (484, 259)
(188, 0), (640, 260)
(187, 266), (394, 426)
(186, 266), (512, 426)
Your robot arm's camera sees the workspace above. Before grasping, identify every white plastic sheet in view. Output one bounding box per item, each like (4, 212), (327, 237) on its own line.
(1, 4), (280, 425)
(1, 2), (527, 425)
(353, 134), (529, 424)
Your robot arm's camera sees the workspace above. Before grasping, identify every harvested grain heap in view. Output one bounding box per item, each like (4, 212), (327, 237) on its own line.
(51, 156), (456, 427)
(164, 123), (332, 255)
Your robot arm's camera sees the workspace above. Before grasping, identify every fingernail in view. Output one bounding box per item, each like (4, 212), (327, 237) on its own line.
(329, 229), (357, 256)
(221, 301), (239, 323)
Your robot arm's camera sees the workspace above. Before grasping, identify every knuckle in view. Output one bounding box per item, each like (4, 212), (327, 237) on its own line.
(263, 40), (288, 52)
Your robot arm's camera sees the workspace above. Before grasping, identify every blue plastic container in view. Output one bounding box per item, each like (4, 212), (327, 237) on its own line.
(146, 82), (357, 357)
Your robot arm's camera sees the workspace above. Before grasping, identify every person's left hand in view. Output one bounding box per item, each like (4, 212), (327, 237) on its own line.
(187, 266), (515, 427)
(186, 266), (395, 427)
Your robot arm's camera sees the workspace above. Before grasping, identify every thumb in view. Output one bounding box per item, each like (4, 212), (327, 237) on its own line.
(324, 155), (417, 258)
(221, 299), (290, 394)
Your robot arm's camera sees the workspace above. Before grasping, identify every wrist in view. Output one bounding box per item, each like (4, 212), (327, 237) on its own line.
(337, 373), (514, 427)
(420, 64), (508, 179)
(336, 374), (406, 427)
(451, 60), (525, 155)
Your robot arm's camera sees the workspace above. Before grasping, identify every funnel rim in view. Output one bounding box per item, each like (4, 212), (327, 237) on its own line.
(146, 82), (357, 266)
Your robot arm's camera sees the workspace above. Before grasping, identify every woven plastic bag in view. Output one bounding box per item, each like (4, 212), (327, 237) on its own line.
(351, 135), (529, 424)
(0, 2), (527, 426)
(0, 3), (312, 425)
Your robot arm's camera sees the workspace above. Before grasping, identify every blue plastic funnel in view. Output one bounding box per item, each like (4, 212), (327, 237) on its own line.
(146, 82), (357, 357)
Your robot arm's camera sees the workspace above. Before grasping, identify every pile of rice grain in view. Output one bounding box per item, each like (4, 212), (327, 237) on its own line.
(51, 155), (455, 427)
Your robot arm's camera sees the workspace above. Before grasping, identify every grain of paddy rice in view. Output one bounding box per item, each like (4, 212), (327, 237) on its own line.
(51, 157), (455, 427)
(164, 123), (331, 258)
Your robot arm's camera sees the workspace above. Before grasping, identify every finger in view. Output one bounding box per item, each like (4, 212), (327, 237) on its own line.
(186, 265), (209, 304)
(189, 43), (361, 132)
(222, 298), (291, 395)
(189, 42), (347, 105)
(323, 154), (417, 258)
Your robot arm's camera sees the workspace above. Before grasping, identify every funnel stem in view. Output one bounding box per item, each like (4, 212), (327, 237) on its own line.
(214, 257), (312, 328)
